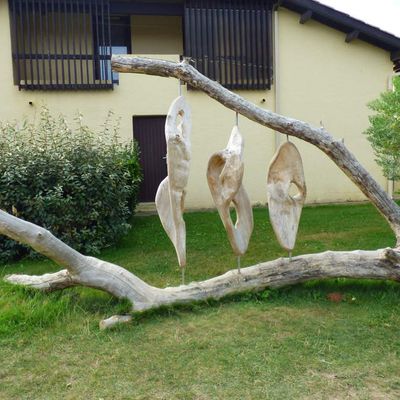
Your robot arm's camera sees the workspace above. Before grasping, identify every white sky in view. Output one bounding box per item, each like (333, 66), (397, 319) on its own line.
(317, 0), (400, 37)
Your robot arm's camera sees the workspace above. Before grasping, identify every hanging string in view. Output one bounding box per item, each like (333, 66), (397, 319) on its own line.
(178, 79), (182, 96)
(286, 134), (290, 142)
(181, 267), (185, 285)
(288, 251), (292, 262)
(235, 112), (242, 274)
(179, 77), (184, 285)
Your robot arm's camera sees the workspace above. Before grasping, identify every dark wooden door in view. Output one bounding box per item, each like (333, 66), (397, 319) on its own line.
(133, 116), (167, 202)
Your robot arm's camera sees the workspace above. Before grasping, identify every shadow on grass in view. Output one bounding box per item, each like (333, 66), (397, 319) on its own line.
(102, 278), (400, 331)
(1, 275), (399, 338)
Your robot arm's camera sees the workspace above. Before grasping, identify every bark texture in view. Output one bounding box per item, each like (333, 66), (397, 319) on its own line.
(112, 55), (400, 244)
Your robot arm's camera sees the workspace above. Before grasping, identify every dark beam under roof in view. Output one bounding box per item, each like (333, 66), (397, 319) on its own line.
(110, 1), (183, 16)
(299, 10), (312, 24)
(345, 30), (359, 43)
(392, 50), (400, 61)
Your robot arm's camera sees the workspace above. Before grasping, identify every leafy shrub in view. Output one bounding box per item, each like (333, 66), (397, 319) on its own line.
(364, 75), (400, 180)
(0, 107), (141, 261)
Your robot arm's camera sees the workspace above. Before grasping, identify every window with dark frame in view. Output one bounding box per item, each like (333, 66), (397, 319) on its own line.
(184, 0), (274, 90)
(8, 0), (113, 90)
(95, 15), (131, 84)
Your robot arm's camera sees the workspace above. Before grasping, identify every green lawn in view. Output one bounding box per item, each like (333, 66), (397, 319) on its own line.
(1, 203), (400, 399)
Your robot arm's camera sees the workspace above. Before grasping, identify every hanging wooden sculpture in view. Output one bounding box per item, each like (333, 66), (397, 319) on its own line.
(267, 141), (307, 252)
(207, 126), (253, 256)
(155, 96), (191, 268)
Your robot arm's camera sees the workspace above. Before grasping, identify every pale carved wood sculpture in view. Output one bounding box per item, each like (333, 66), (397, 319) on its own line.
(155, 95), (191, 268)
(267, 142), (306, 251)
(207, 126), (253, 256)
(4, 56), (400, 329)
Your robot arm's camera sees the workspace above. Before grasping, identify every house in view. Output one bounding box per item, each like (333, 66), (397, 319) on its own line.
(1, 0), (399, 209)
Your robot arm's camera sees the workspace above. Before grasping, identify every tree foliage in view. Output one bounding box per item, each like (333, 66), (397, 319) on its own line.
(0, 107), (141, 261)
(365, 75), (400, 180)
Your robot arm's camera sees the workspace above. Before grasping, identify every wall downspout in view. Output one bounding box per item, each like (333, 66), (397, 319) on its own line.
(273, 7), (281, 151)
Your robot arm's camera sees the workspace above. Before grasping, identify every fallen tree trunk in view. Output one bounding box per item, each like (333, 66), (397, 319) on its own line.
(3, 208), (400, 316)
(6, 246), (400, 310)
(2, 191), (399, 330)
(3, 204), (400, 327)
(112, 56), (400, 244)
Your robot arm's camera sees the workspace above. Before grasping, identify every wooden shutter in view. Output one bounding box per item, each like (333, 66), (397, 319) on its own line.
(184, 0), (273, 90)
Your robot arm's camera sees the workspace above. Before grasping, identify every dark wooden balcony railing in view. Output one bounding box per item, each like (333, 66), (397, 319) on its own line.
(8, 0), (274, 91)
(184, 0), (274, 90)
(8, 0), (113, 90)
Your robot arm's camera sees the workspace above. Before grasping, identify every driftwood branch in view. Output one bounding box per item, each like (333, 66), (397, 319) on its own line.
(0, 210), (161, 311)
(3, 207), (400, 319)
(112, 55), (400, 244)
(4, 206), (400, 314)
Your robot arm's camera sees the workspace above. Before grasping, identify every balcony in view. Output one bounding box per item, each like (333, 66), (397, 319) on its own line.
(8, 0), (273, 91)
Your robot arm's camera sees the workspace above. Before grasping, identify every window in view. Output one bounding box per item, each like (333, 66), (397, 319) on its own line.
(184, 0), (273, 90)
(97, 15), (131, 84)
(8, 0), (113, 90)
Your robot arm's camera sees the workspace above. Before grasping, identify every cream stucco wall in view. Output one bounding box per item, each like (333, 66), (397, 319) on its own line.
(0, 0), (394, 209)
(276, 8), (393, 203)
(131, 15), (183, 54)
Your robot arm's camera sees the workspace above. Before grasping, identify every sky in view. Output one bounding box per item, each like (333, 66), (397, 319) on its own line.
(318, 0), (400, 37)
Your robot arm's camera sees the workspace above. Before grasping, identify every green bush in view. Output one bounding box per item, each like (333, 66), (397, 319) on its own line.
(0, 107), (141, 261)
(364, 75), (400, 180)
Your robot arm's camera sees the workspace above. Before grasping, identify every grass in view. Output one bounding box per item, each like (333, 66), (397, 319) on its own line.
(1, 203), (400, 399)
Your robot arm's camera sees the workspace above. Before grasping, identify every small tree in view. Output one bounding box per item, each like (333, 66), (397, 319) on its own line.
(364, 75), (400, 181)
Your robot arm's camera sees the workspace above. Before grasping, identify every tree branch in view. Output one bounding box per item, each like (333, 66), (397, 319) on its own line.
(2, 206), (400, 328)
(0, 210), (162, 311)
(5, 270), (78, 291)
(112, 55), (400, 244)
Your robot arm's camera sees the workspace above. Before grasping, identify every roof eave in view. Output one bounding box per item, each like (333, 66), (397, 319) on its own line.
(275, 0), (400, 54)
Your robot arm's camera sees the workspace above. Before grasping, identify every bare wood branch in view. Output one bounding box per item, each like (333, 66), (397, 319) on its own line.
(98, 246), (400, 328)
(112, 55), (400, 244)
(2, 205), (400, 328)
(5, 270), (78, 291)
(3, 206), (400, 305)
(143, 248), (400, 307)
(99, 315), (133, 330)
(5, 244), (400, 309)
(0, 210), (162, 311)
